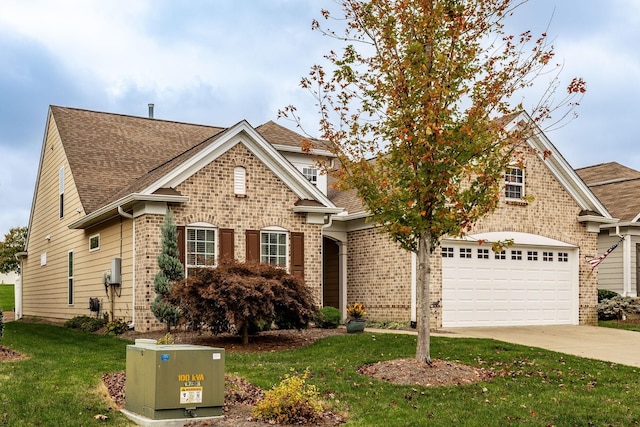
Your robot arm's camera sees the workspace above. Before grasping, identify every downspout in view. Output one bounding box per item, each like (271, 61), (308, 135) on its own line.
(14, 252), (27, 320)
(117, 206), (135, 328)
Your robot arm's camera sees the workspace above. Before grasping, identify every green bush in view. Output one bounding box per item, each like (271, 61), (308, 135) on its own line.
(598, 296), (640, 321)
(252, 368), (323, 424)
(598, 289), (620, 303)
(105, 319), (129, 335)
(64, 315), (106, 332)
(0, 309), (4, 339)
(316, 306), (341, 329)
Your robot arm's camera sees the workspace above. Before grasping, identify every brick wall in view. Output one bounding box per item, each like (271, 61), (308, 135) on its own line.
(134, 142), (324, 332)
(347, 228), (413, 321)
(134, 214), (165, 331)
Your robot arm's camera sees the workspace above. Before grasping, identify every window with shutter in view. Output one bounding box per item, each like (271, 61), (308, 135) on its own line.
(246, 230), (260, 263)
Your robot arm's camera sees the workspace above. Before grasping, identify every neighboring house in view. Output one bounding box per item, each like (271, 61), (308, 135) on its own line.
(0, 271), (19, 285)
(18, 106), (611, 331)
(576, 162), (640, 297)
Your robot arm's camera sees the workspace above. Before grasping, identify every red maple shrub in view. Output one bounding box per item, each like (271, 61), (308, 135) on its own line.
(169, 260), (317, 344)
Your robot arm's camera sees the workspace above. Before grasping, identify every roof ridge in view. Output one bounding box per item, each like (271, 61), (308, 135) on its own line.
(50, 105), (224, 130)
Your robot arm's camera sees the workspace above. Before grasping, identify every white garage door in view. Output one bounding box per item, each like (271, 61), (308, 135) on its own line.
(441, 234), (578, 327)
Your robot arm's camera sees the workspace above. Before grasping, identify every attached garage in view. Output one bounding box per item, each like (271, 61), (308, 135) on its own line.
(441, 232), (579, 327)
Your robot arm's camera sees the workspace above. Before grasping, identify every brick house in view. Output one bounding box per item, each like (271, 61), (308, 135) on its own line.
(17, 106), (611, 330)
(576, 162), (640, 298)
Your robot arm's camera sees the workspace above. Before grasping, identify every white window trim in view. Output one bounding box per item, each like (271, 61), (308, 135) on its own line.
(260, 226), (289, 270)
(302, 167), (318, 184)
(89, 234), (100, 252)
(68, 250), (74, 306)
(186, 224), (218, 268)
(505, 166), (525, 200)
(59, 166), (65, 218)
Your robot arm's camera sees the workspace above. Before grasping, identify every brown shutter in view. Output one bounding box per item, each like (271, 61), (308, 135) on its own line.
(290, 232), (304, 279)
(246, 230), (260, 263)
(219, 228), (234, 263)
(177, 226), (186, 268)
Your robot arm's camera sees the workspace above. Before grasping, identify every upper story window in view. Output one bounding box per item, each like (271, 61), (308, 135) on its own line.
(234, 166), (246, 196)
(505, 167), (524, 199)
(186, 227), (217, 267)
(261, 227), (288, 268)
(59, 166), (65, 218)
(302, 167), (318, 185)
(89, 234), (100, 252)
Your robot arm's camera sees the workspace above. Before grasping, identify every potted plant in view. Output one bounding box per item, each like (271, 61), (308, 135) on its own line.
(346, 302), (367, 333)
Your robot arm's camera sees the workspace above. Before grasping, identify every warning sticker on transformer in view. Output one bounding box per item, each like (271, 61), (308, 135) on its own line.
(180, 387), (203, 404)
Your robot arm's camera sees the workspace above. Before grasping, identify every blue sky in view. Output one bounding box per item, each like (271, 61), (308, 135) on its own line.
(1, 0), (639, 236)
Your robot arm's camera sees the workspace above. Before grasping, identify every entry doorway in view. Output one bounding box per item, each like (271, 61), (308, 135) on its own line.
(322, 237), (340, 308)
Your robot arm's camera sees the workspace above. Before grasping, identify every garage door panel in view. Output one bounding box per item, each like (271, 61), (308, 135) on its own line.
(442, 242), (575, 327)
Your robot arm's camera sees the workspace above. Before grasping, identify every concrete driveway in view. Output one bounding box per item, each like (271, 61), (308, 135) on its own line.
(435, 325), (640, 368)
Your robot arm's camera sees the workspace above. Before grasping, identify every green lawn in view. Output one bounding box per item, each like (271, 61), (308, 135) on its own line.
(0, 284), (14, 311)
(2, 322), (640, 426)
(599, 320), (640, 332)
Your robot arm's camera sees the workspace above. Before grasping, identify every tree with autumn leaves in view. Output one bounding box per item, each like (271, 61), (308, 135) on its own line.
(281, 0), (585, 364)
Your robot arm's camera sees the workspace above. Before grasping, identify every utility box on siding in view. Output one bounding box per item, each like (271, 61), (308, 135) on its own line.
(125, 339), (225, 421)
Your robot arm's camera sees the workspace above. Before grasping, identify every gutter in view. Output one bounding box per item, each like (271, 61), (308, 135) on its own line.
(68, 193), (189, 229)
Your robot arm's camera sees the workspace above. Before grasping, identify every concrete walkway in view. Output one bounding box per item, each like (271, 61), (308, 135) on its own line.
(369, 325), (640, 368)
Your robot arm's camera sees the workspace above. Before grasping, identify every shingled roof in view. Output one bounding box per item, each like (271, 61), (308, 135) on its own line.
(576, 162), (640, 222)
(51, 106), (339, 216)
(575, 162), (640, 186)
(256, 120), (332, 153)
(52, 106), (224, 214)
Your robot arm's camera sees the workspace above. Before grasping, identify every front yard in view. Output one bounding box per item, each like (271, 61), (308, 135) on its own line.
(2, 321), (640, 426)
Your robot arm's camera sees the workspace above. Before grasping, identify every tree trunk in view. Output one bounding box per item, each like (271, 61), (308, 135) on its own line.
(241, 324), (249, 345)
(415, 232), (432, 364)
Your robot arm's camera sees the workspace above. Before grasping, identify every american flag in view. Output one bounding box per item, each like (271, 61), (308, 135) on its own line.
(587, 235), (625, 270)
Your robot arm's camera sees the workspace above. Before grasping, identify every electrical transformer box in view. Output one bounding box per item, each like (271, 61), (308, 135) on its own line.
(125, 339), (225, 420)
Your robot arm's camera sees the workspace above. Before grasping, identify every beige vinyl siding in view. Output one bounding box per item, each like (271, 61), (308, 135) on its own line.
(75, 217), (134, 322)
(596, 233), (625, 295)
(22, 115), (84, 320)
(22, 115), (135, 322)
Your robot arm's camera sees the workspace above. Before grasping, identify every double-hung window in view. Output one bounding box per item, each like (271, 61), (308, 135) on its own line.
(59, 166), (65, 218)
(260, 227), (288, 268)
(302, 167), (318, 185)
(186, 227), (217, 267)
(68, 250), (74, 305)
(505, 167), (524, 199)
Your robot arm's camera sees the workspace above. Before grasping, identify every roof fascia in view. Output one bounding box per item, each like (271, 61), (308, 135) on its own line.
(143, 120), (337, 208)
(507, 112), (612, 219)
(68, 193), (189, 229)
(272, 144), (336, 158)
(292, 205), (343, 214)
(24, 106), (54, 252)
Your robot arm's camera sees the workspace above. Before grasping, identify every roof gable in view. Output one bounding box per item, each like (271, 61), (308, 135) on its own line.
(506, 112), (611, 218)
(327, 112), (612, 220)
(146, 121), (336, 207)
